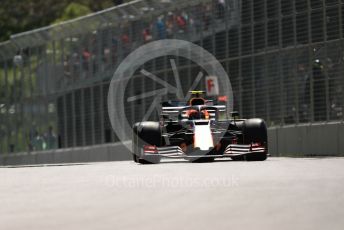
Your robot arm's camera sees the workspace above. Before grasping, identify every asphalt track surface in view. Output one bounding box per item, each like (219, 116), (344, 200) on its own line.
(1, 157), (344, 230)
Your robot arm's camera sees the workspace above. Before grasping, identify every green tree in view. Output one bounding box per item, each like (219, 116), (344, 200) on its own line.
(0, 0), (126, 42)
(53, 2), (92, 24)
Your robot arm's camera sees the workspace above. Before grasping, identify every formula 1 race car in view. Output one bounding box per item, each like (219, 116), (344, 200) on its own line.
(132, 91), (268, 164)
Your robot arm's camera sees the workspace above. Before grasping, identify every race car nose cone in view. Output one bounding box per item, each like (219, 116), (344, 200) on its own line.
(193, 122), (214, 151)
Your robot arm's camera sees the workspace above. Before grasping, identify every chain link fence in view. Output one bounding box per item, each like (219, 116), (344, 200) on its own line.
(0, 0), (343, 154)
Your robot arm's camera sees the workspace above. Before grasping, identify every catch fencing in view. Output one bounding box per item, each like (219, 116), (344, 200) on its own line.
(0, 0), (343, 154)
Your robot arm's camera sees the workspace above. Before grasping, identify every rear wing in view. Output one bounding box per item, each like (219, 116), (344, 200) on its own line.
(161, 105), (227, 121)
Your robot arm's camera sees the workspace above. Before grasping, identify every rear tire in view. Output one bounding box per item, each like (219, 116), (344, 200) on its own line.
(132, 122), (162, 164)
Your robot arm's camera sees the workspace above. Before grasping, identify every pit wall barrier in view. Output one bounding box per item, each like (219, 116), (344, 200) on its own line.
(1, 122), (343, 166)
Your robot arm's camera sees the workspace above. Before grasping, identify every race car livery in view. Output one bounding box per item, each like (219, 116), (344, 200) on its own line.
(132, 91), (268, 164)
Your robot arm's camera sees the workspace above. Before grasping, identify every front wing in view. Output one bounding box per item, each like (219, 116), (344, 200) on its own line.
(142, 144), (267, 159)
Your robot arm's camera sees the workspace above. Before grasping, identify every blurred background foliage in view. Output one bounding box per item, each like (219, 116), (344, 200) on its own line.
(0, 0), (130, 152)
(0, 0), (129, 42)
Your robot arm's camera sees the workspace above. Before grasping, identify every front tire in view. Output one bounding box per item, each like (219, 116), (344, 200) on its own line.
(132, 121), (162, 164)
(231, 118), (268, 161)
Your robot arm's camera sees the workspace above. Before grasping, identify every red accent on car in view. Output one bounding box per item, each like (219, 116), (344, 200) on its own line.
(218, 95), (228, 102)
(144, 145), (158, 154)
(250, 142), (264, 151)
(251, 142), (262, 148)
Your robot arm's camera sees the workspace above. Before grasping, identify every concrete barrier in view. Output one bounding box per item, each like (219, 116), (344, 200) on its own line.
(0, 141), (132, 166)
(1, 122), (343, 166)
(339, 123), (344, 154)
(268, 122), (344, 157)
